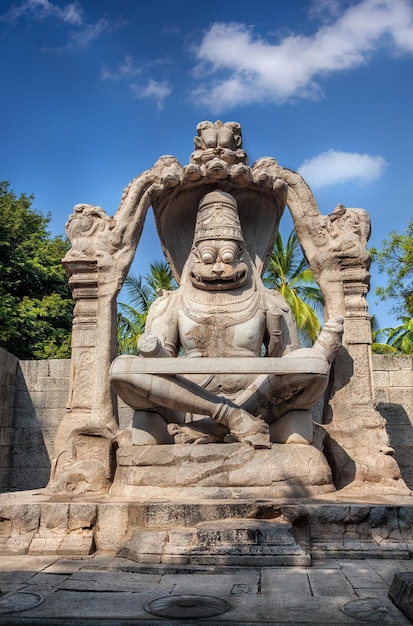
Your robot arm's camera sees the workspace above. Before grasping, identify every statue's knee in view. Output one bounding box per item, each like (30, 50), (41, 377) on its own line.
(270, 410), (313, 445)
(131, 411), (174, 445)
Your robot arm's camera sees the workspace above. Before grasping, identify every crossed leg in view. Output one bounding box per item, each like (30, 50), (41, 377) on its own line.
(110, 368), (270, 448)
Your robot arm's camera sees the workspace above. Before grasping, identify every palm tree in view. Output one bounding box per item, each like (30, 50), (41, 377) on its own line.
(385, 316), (413, 355)
(117, 261), (177, 354)
(117, 304), (146, 355)
(370, 315), (397, 354)
(263, 230), (324, 346)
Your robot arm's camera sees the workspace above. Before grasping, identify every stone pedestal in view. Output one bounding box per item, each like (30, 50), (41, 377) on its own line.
(109, 443), (335, 499)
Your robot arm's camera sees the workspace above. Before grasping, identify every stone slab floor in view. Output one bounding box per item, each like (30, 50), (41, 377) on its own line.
(1, 556), (413, 625)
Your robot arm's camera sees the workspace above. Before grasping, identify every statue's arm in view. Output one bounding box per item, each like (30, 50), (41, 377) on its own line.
(138, 292), (180, 357)
(265, 291), (301, 357)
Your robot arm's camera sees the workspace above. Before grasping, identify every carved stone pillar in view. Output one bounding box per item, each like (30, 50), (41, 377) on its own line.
(282, 183), (407, 493)
(48, 257), (119, 494)
(47, 178), (155, 494)
(324, 267), (403, 492)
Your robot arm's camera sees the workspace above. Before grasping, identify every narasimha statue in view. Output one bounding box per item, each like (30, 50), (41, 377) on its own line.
(110, 189), (343, 449)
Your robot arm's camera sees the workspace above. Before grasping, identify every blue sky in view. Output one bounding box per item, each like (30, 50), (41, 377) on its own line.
(1, 0), (412, 329)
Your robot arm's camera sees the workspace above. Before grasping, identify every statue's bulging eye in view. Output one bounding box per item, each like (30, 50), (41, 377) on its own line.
(198, 240), (239, 265)
(203, 129), (218, 148)
(218, 128), (234, 149)
(221, 250), (234, 263)
(220, 243), (237, 264)
(201, 252), (214, 264)
(200, 248), (215, 264)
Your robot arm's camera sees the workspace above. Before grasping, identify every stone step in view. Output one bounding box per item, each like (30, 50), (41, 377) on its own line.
(389, 572), (413, 622)
(118, 518), (311, 566)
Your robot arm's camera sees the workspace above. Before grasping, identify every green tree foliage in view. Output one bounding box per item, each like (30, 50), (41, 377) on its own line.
(0, 181), (73, 359)
(371, 316), (413, 356)
(262, 231), (324, 346)
(384, 317), (413, 355)
(370, 314), (397, 355)
(371, 219), (413, 317)
(370, 220), (412, 355)
(117, 261), (177, 354)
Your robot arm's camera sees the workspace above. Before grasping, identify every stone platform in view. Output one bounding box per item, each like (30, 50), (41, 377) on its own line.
(1, 489), (413, 567)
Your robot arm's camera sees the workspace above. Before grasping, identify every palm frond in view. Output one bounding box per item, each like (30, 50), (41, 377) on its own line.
(117, 261), (177, 355)
(146, 261), (177, 293)
(264, 230), (323, 344)
(371, 342), (398, 354)
(386, 317), (413, 354)
(123, 275), (152, 314)
(117, 311), (145, 354)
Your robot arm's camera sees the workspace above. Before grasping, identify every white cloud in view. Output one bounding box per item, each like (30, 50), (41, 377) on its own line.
(191, 0), (413, 110)
(130, 79), (172, 109)
(307, 0), (342, 21)
(68, 18), (109, 49)
(102, 56), (172, 108)
(297, 149), (388, 188)
(60, 2), (82, 25)
(1, 0), (111, 50)
(101, 55), (142, 81)
(2, 0), (83, 25)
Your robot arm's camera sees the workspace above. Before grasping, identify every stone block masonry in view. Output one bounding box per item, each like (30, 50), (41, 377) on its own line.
(0, 351), (134, 492)
(0, 348), (19, 491)
(373, 355), (413, 489)
(7, 359), (71, 491)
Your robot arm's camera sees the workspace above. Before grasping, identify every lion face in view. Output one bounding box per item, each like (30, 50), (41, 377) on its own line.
(189, 239), (249, 291)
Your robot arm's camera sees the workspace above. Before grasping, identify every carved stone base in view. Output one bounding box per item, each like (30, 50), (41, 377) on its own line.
(119, 518), (311, 566)
(109, 443), (335, 499)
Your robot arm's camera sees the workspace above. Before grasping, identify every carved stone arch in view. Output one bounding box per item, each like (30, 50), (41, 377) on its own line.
(150, 165), (288, 281)
(47, 120), (407, 496)
(269, 165), (345, 320)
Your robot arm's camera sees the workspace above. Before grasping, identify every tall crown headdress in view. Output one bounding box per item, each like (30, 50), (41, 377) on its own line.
(193, 190), (244, 244)
(150, 122), (287, 282)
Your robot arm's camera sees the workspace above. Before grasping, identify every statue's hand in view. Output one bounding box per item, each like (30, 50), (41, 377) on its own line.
(138, 333), (166, 357)
(323, 316), (344, 335)
(313, 316), (344, 363)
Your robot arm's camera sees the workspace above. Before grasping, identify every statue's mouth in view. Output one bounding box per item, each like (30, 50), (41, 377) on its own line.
(190, 267), (248, 291)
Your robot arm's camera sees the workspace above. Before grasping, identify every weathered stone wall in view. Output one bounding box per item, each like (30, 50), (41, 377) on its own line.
(0, 348), (19, 491)
(8, 359), (70, 491)
(0, 351), (412, 492)
(0, 351), (133, 492)
(373, 355), (413, 489)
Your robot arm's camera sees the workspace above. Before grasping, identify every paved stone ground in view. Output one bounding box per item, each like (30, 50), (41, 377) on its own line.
(0, 555), (412, 624)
